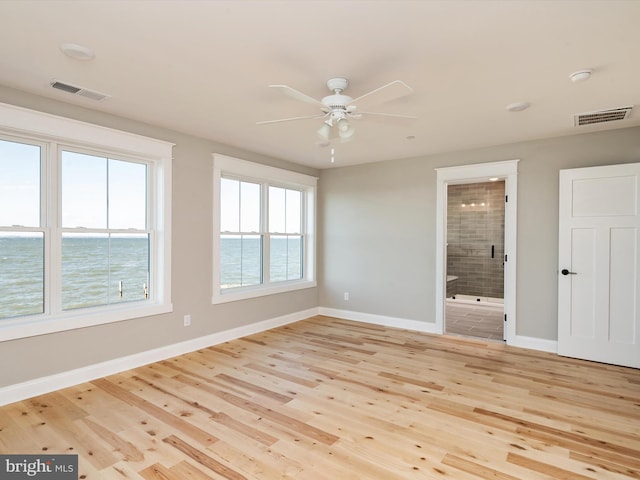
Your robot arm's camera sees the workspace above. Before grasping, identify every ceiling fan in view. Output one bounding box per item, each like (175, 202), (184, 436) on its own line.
(257, 77), (415, 143)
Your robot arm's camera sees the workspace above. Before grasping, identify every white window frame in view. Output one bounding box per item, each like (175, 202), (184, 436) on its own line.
(0, 102), (173, 342)
(212, 154), (317, 304)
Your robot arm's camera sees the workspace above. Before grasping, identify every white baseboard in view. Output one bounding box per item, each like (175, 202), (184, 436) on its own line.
(510, 334), (558, 353)
(320, 307), (559, 353)
(0, 307), (319, 407)
(318, 307), (441, 334)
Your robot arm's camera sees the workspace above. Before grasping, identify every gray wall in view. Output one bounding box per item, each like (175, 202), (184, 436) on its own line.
(0, 86), (319, 387)
(319, 126), (640, 341)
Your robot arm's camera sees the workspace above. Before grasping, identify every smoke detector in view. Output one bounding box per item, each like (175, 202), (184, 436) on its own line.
(60, 43), (95, 61)
(573, 106), (633, 127)
(570, 69), (592, 83)
(50, 80), (110, 101)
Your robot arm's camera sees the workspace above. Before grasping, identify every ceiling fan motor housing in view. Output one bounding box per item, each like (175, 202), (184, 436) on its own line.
(326, 77), (349, 93)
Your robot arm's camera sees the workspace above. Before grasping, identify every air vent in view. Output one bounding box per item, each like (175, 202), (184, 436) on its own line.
(574, 106), (633, 126)
(50, 80), (110, 101)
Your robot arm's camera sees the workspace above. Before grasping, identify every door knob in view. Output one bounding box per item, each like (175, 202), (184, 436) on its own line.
(561, 269), (577, 275)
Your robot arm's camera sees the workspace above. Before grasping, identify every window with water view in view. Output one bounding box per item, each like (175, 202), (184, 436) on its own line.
(214, 154), (316, 303)
(0, 139), (151, 320)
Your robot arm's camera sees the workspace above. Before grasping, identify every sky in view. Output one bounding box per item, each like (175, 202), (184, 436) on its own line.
(220, 177), (301, 234)
(0, 138), (147, 231)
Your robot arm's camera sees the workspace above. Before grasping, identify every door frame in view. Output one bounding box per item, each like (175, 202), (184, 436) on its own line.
(434, 160), (519, 343)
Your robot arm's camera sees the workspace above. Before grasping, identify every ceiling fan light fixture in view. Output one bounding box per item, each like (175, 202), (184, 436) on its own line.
(259, 77), (415, 146)
(317, 122), (331, 140)
(338, 123), (354, 140)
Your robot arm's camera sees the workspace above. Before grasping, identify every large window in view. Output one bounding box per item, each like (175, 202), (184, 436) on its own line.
(0, 102), (173, 341)
(213, 154), (316, 303)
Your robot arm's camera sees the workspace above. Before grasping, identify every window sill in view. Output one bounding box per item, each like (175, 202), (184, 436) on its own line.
(0, 302), (173, 342)
(212, 280), (317, 304)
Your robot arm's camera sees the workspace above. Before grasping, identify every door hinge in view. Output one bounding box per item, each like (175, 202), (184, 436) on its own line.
(504, 254), (508, 262)
(505, 195), (508, 203)
(504, 314), (507, 322)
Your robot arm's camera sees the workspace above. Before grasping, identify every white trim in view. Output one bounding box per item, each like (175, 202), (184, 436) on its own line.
(211, 280), (317, 304)
(510, 335), (558, 353)
(0, 102), (174, 159)
(0, 307), (319, 406)
(318, 307), (440, 334)
(213, 154), (318, 188)
(0, 303), (173, 342)
(435, 160), (519, 343)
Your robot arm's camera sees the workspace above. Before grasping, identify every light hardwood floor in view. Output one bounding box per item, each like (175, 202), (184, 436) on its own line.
(1, 316), (639, 479)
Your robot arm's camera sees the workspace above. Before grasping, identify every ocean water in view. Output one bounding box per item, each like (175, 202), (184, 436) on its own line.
(220, 236), (302, 288)
(0, 236), (302, 319)
(0, 236), (150, 319)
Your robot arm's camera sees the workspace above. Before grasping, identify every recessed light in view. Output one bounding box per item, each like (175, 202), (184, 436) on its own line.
(570, 69), (592, 83)
(60, 43), (95, 61)
(506, 102), (530, 112)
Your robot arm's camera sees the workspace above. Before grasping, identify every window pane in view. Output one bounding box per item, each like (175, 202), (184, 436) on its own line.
(270, 235), (302, 282)
(240, 181), (260, 232)
(62, 151), (107, 228)
(63, 233), (150, 309)
(109, 234), (150, 302)
(269, 186), (301, 234)
(109, 159), (147, 230)
(0, 233), (44, 319)
(220, 178), (239, 232)
(286, 189), (302, 234)
(220, 234), (262, 288)
(0, 139), (41, 227)
(62, 233), (109, 310)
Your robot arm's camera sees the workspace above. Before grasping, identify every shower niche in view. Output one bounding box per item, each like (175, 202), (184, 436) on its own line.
(446, 180), (505, 303)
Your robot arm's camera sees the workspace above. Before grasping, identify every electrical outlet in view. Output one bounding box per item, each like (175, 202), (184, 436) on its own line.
(344, 292), (349, 301)
(183, 314), (191, 327)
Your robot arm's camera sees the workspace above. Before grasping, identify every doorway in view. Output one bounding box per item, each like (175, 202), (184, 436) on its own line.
(445, 180), (505, 341)
(434, 160), (519, 344)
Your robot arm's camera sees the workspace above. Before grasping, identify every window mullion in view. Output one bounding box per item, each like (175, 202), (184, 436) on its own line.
(47, 143), (62, 315)
(262, 181), (270, 285)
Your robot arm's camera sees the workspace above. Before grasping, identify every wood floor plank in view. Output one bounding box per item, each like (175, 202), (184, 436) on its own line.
(1, 316), (639, 479)
(91, 377), (219, 447)
(163, 435), (247, 480)
(169, 460), (216, 480)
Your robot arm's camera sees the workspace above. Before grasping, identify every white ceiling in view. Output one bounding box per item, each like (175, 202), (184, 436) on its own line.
(0, 1), (638, 169)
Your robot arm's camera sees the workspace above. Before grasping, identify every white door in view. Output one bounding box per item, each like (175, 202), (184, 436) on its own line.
(558, 163), (640, 368)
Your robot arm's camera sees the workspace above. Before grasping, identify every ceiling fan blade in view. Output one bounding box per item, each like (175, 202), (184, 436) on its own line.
(256, 114), (326, 125)
(357, 111), (417, 119)
(348, 80), (413, 109)
(269, 84), (325, 107)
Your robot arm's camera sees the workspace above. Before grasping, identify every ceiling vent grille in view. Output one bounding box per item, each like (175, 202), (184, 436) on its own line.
(50, 80), (110, 101)
(574, 106), (633, 127)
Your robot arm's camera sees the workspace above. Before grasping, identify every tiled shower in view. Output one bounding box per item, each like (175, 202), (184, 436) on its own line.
(446, 180), (505, 301)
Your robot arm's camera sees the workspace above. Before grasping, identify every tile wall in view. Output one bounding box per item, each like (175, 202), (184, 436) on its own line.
(447, 181), (505, 299)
